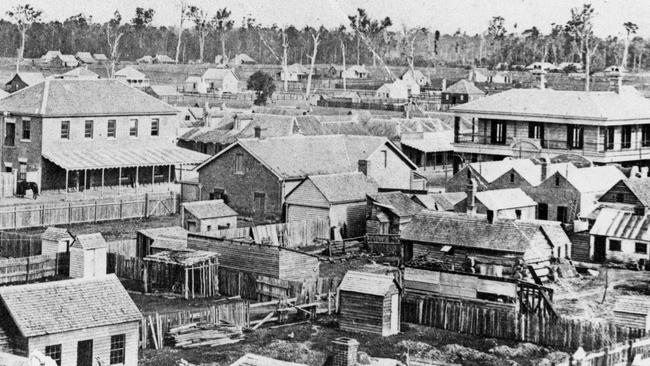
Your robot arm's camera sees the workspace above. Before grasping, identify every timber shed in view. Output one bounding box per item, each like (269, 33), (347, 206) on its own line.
(69, 233), (107, 278)
(188, 233), (319, 281)
(143, 249), (219, 299)
(136, 226), (188, 258)
(182, 199), (238, 233)
(338, 271), (401, 336)
(613, 296), (650, 331)
(40, 227), (73, 256)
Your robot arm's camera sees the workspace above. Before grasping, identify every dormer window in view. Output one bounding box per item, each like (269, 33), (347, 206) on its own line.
(555, 175), (561, 186)
(509, 172), (515, 183)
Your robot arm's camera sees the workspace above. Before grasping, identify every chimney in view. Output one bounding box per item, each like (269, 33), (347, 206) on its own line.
(532, 68), (546, 89)
(466, 178), (477, 214)
(331, 338), (359, 366)
(541, 159), (548, 181)
(233, 114), (240, 130)
(607, 66), (623, 94)
(487, 209), (496, 224)
(358, 159), (370, 176)
(254, 126), (262, 139)
(441, 78), (447, 91)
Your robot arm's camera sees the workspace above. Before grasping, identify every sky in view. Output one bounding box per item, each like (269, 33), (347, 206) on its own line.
(2, 0), (650, 37)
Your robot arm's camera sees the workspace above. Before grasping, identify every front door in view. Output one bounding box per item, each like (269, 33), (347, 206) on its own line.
(77, 339), (93, 366)
(593, 235), (607, 262)
(538, 203), (548, 220)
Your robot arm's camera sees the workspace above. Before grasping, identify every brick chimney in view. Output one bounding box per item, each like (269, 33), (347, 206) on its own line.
(607, 66), (623, 94)
(487, 209), (496, 224)
(331, 338), (359, 366)
(541, 159), (548, 182)
(358, 159), (370, 176)
(254, 126), (262, 139)
(532, 68), (546, 89)
(466, 178), (477, 214)
(233, 114), (240, 130)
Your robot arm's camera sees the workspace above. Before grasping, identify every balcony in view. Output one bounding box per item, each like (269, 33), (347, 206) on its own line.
(453, 133), (650, 163)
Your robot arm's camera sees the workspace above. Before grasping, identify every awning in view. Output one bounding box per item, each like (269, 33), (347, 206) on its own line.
(42, 144), (210, 170)
(401, 137), (452, 153)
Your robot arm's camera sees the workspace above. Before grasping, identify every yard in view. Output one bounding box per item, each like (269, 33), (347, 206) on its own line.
(551, 267), (650, 321)
(139, 320), (568, 366)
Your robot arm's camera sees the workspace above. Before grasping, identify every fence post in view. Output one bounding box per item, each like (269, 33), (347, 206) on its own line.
(68, 202), (72, 225)
(94, 200), (98, 223)
(119, 199), (123, 220)
(41, 205), (45, 226)
(144, 193), (149, 219)
(13, 205), (17, 230)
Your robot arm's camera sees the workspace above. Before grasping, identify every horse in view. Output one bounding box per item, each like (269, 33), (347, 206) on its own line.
(16, 181), (39, 199)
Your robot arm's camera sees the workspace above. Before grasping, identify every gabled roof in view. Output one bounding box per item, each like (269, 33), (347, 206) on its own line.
(402, 210), (568, 253)
(147, 84), (182, 97)
(115, 66), (147, 79)
(286, 63), (308, 74)
(137, 55), (153, 63)
(0, 79), (178, 117)
(444, 79), (485, 95)
(183, 199), (238, 219)
(339, 271), (398, 296)
(56, 54), (79, 65)
(230, 353), (308, 366)
(468, 159), (538, 184)
(347, 64), (369, 74)
(0, 274), (141, 337)
(59, 67), (100, 79)
(41, 50), (62, 61)
(615, 178), (650, 208)
(553, 165), (625, 193)
(231, 54), (256, 64)
(291, 172), (378, 203)
(197, 135), (416, 178)
(613, 296), (650, 315)
(6, 72), (45, 86)
(0, 89), (8, 100)
(368, 191), (424, 217)
(71, 233), (107, 250)
(202, 68), (237, 81)
(41, 227), (73, 242)
(590, 207), (650, 241)
(93, 53), (108, 61)
(453, 88), (650, 122)
(475, 188), (536, 210)
(154, 54), (174, 62)
(75, 52), (96, 63)
(413, 192), (467, 211)
(401, 69), (427, 81)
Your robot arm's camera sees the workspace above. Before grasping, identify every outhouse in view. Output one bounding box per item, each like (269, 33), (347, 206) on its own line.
(337, 271), (401, 336)
(40, 227), (73, 256)
(69, 233), (107, 278)
(182, 200), (238, 232)
(613, 296), (650, 331)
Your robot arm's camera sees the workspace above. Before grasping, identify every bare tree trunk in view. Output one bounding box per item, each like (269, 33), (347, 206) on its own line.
(282, 30), (288, 92)
(175, 1), (186, 63)
(341, 40), (347, 91)
(18, 29), (26, 72)
(622, 35), (630, 69)
(305, 32), (320, 98)
(199, 32), (205, 62)
(356, 35), (360, 65)
(221, 33), (227, 61)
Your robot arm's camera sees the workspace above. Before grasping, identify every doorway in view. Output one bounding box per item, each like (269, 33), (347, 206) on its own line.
(538, 203), (548, 220)
(77, 339), (93, 366)
(593, 235), (607, 262)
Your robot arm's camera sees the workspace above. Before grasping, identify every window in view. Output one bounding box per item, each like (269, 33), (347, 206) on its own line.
(129, 119), (138, 137)
(636, 242), (647, 254)
(609, 239), (621, 252)
(555, 175), (561, 186)
(538, 203), (548, 220)
(18, 161), (26, 182)
(557, 206), (568, 222)
(253, 192), (266, 213)
(509, 172), (515, 183)
(515, 209), (522, 220)
(234, 153), (243, 173)
(60, 121), (70, 139)
(4, 119), (15, 146)
(642, 125), (650, 147)
(45, 344), (62, 366)
(209, 188), (224, 200)
(84, 120), (94, 139)
(107, 120), (116, 138)
(21, 118), (30, 140)
(622, 125), (632, 149)
(567, 125), (583, 149)
(605, 126), (615, 150)
(382, 150), (388, 168)
(109, 334), (125, 365)
(616, 193), (625, 203)
(528, 122), (544, 141)
(490, 120), (507, 144)
(185, 114), (191, 121)
(151, 118), (159, 136)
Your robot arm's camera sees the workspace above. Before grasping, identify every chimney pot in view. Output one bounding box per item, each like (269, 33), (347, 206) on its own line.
(466, 178), (477, 214)
(254, 126), (262, 139)
(541, 160), (548, 181)
(358, 159), (370, 176)
(331, 337), (359, 366)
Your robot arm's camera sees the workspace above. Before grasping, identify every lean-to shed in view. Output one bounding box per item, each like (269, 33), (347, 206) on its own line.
(337, 271), (401, 336)
(143, 249), (219, 299)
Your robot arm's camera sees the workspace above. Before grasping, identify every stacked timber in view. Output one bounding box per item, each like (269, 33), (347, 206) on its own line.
(166, 323), (244, 348)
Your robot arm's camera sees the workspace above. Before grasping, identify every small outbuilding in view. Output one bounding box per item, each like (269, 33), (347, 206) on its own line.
(154, 54), (175, 64)
(143, 249), (219, 299)
(136, 226), (188, 258)
(93, 53), (109, 62)
(613, 296), (650, 331)
(115, 66), (149, 87)
(182, 199), (238, 232)
(75, 52), (96, 64)
(69, 233), (107, 278)
(5, 72), (45, 93)
(40, 227), (73, 256)
(338, 271), (401, 336)
(50, 54), (79, 68)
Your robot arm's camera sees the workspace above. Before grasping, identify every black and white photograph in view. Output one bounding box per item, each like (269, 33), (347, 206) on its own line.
(0, 0), (649, 365)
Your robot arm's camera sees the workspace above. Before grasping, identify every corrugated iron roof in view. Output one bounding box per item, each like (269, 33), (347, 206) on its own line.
(368, 191), (424, 217)
(0, 274), (141, 337)
(42, 143), (209, 170)
(338, 271), (397, 296)
(589, 207), (650, 241)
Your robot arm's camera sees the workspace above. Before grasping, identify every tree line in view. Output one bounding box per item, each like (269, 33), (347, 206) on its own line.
(1, 3), (648, 74)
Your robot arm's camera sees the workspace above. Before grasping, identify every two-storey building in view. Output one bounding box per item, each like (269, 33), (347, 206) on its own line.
(451, 88), (650, 169)
(0, 79), (208, 193)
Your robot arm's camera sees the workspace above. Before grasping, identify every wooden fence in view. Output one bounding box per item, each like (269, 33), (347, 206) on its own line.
(108, 254), (144, 281)
(573, 334), (650, 366)
(106, 239), (137, 258)
(366, 234), (401, 256)
(207, 219), (330, 248)
(140, 300), (249, 349)
(0, 192), (178, 230)
(0, 253), (68, 284)
(402, 295), (646, 352)
(0, 231), (41, 257)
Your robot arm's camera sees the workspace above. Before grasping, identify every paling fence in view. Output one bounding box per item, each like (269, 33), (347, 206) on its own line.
(207, 219), (330, 248)
(402, 295), (646, 352)
(0, 192), (178, 230)
(0, 231), (41, 257)
(0, 253), (69, 284)
(574, 335), (650, 366)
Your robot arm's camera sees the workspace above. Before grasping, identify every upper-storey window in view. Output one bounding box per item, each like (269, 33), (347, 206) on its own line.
(61, 121), (70, 139)
(151, 118), (159, 136)
(605, 126), (615, 150)
(84, 120), (94, 139)
(21, 118), (30, 141)
(4, 118), (15, 146)
(622, 125), (632, 149)
(490, 120), (507, 145)
(567, 125), (583, 149)
(107, 120), (116, 138)
(642, 125), (650, 147)
(129, 119), (138, 137)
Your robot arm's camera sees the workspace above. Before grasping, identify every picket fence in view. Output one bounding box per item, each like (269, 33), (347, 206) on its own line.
(0, 192), (178, 230)
(574, 335), (650, 366)
(0, 253), (68, 284)
(140, 300), (249, 349)
(0, 231), (41, 257)
(402, 295), (647, 352)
